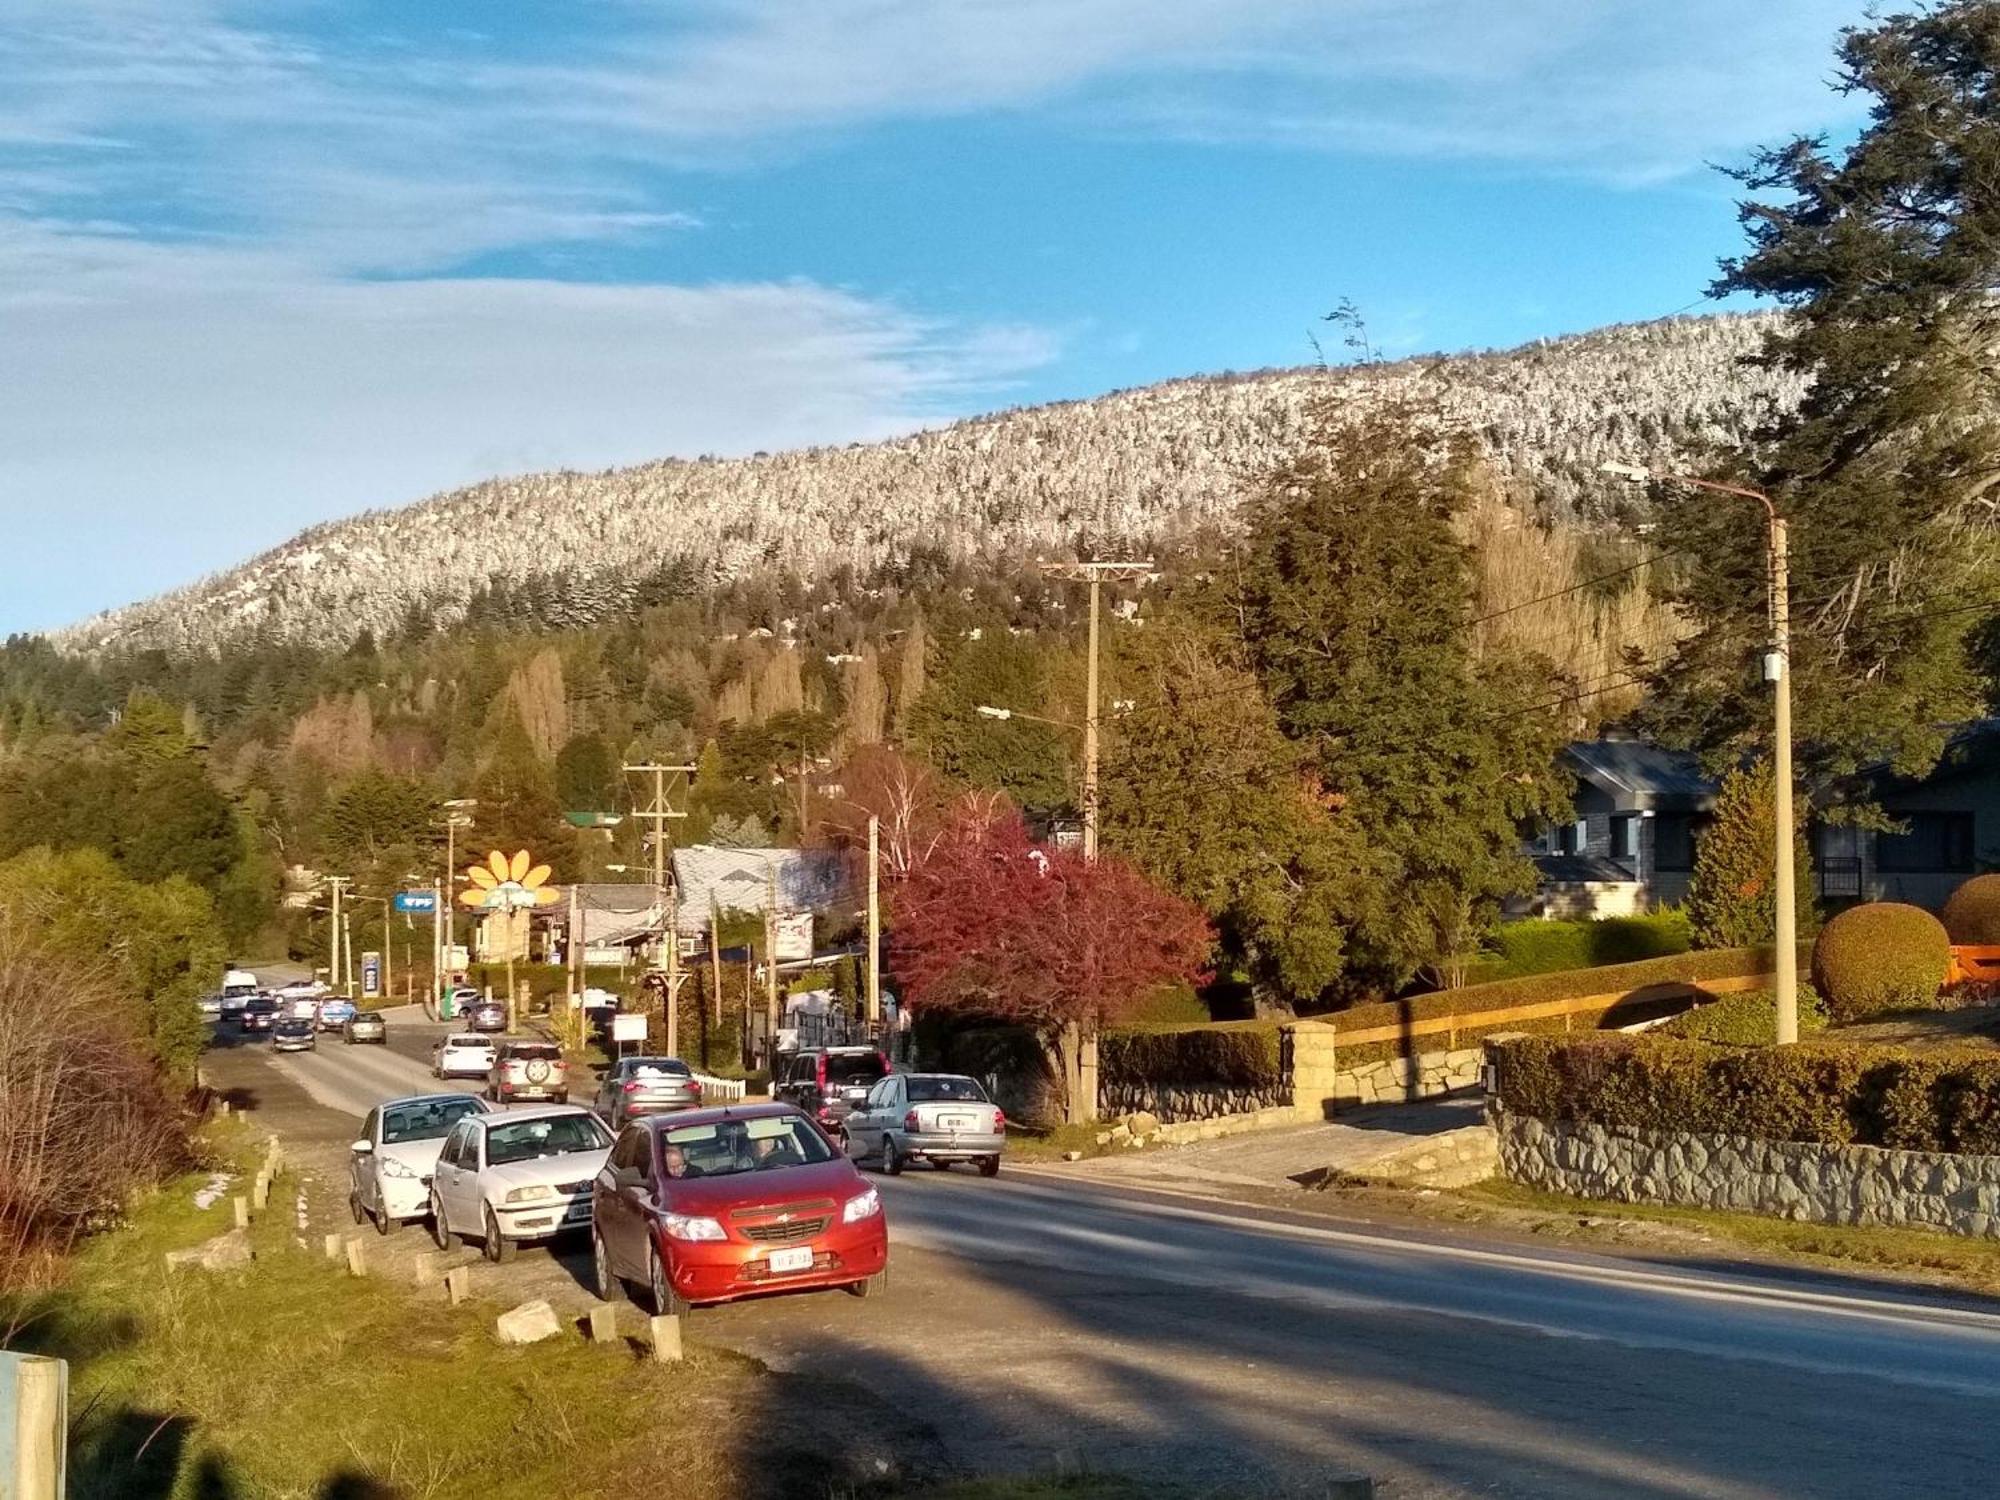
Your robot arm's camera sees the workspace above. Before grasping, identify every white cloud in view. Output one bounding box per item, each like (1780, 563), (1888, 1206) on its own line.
(0, 225), (1056, 628)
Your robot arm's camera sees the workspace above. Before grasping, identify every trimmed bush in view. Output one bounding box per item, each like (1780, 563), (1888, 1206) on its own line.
(1942, 874), (2000, 945)
(1465, 912), (1692, 985)
(1101, 1021), (1284, 1089)
(1123, 982), (1212, 1025)
(1490, 1032), (2000, 1154)
(1810, 902), (1950, 1021)
(1656, 987), (1828, 1045)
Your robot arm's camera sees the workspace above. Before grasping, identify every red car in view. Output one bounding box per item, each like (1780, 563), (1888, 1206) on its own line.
(590, 1102), (889, 1315)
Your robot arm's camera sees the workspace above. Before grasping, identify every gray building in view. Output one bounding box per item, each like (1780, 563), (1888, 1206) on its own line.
(1816, 721), (2000, 912)
(1521, 738), (1718, 918)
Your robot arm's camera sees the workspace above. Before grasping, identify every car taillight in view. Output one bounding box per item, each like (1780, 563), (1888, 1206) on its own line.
(904, 1109), (921, 1132)
(817, 1103), (835, 1120)
(816, 1054), (827, 1088)
(623, 1081), (644, 1093)
(994, 1108), (1006, 1131)
(688, 1080), (702, 1095)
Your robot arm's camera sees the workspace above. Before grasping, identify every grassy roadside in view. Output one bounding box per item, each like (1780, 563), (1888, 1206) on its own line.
(1436, 1178), (2000, 1296)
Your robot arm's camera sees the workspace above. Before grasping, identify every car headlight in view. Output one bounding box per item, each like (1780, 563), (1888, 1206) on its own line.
(503, 1185), (558, 1205)
(661, 1212), (727, 1243)
(842, 1187), (882, 1224)
(379, 1157), (419, 1180)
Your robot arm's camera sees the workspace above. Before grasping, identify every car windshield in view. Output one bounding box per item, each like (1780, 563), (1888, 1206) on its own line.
(826, 1053), (887, 1086)
(382, 1097), (482, 1144)
(659, 1116), (836, 1178)
(485, 1114), (609, 1166)
(275, 1020), (311, 1035)
(445, 1036), (489, 1049)
(907, 1076), (989, 1103)
(623, 1057), (690, 1078)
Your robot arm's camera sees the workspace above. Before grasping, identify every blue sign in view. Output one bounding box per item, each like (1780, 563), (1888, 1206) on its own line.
(394, 890), (438, 913)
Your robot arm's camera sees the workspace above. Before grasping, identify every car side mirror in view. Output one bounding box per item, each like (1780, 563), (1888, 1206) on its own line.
(350, 1139), (373, 1154)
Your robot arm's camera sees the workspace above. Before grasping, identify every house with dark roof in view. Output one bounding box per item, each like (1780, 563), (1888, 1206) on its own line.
(1529, 726), (2000, 920)
(668, 845), (856, 941)
(1521, 738), (1719, 918)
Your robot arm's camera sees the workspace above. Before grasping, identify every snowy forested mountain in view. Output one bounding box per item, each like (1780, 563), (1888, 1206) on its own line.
(65, 313), (1800, 655)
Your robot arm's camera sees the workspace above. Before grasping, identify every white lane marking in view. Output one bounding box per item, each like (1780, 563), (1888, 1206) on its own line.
(910, 1170), (2000, 1342)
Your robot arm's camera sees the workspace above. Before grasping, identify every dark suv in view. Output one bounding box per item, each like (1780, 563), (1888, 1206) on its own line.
(773, 1046), (891, 1136)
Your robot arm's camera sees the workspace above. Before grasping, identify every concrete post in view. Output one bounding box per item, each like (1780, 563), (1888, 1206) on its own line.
(321, 1233), (342, 1259)
(344, 1238), (366, 1277)
(647, 1314), (683, 1363)
(232, 1196), (249, 1230)
(588, 1305), (620, 1344)
(5, 1353), (66, 1500)
(445, 1266), (473, 1306)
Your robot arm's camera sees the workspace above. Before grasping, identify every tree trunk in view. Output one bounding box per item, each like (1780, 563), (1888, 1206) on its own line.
(1058, 1021), (1087, 1126)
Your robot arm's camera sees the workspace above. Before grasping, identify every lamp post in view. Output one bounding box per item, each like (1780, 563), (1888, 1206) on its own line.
(437, 800), (476, 1013)
(1601, 462), (1798, 1045)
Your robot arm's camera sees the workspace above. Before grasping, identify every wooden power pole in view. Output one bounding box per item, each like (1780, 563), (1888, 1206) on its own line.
(867, 815), (881, 1028)
(624, 762), (693, 1053)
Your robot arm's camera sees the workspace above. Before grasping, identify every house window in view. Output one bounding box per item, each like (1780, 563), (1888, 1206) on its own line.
(1613, 815), (1641, 862)
(1655, 813), (1701, 872)
(1875, 812), (1975, 874)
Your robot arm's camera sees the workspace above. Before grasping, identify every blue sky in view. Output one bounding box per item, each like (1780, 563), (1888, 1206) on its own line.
(0, 1), (1873, 635)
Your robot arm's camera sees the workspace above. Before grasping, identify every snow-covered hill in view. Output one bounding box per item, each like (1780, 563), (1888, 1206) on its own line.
(65, 313), (1798, 655)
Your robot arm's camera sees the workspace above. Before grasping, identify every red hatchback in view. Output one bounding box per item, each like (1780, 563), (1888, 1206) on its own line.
(590, 1103), (889, 1315)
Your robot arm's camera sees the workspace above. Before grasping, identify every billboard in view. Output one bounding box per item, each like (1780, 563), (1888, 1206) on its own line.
(394, 890), (438, 914)
(360, 951), (382, 998)
(610, 1013), (649, 1044)
(773, 912), (814, 964)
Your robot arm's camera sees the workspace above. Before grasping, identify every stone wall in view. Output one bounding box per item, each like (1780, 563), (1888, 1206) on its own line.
(1334, 1125), (1498, 1189)
(1493, 1105), (2000, 1240)
(1100, 1081), (1291, 1126)
(1288, 1020), (1483, 1120)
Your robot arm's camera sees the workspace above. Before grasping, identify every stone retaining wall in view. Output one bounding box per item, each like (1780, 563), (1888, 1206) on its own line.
(1336, 1125), (1498, 1189)
(1100, 1082), (1291, 1125)
(1288, 1020), (1483, 1119)
(1493, 1105), (2000, 1240)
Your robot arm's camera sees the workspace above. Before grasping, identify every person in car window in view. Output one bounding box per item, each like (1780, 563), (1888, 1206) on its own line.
(749, 1131), (804, 1170)
(661, 1142), (702, 1179)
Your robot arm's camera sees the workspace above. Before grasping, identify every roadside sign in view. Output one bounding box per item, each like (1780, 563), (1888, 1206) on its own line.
(773, 912), (813, 963)
(610, 1013), (648, 1044)
(361, 951), (381, 998)
(394, 890), (438, 914)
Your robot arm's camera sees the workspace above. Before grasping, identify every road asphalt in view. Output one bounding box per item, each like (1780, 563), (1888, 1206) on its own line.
(200, 1010), (2000, 1499)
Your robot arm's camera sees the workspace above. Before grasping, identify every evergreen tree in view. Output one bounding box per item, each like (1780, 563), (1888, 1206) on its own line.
(471, 711), (571, 874)
(1232, 402), (1571, 994)
(1685, 759), (1817, 949)
(554, 732), (620, 812)
(1651, 1), (2000, 779)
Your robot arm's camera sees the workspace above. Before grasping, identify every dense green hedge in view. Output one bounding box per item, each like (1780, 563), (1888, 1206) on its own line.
(1322, 944), (1800, 1065)
(1655, 987), (1829, 1045)
(1810, 902), (1950, 1021)
(1464, 913), (1692, 986)
(1101, 1021), (1285, 1089)
(1491, 1033), (2000, 1155)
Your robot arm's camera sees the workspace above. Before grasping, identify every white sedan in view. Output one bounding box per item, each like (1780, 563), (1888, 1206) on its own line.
(348, 1093), (489, 1235)
(432, 1033), (496, 1080)
(428, 1106), (612, 1262)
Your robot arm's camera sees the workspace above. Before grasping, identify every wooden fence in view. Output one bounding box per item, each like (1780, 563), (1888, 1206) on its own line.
(1319, 972), (1770, 1052)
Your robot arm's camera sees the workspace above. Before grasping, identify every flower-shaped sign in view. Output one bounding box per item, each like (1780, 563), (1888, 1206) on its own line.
(460, 849), (560, 910)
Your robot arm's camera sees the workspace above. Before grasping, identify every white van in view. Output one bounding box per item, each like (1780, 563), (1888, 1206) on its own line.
(221, 969), (260, 998)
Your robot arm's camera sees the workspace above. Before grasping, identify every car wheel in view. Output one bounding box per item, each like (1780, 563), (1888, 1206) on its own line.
(845, 1269), (889, 1299)
(592, 1228), (628, 1305)
(648, 1244), (691, 1318)
(374, 1198), (399, 1236)
(978, 1155), (1001, 1179)
(430, 1190), (461, 1250)
(348, 1191), (366, 1226)
(882, 1137), (904, 1177)
(482, 1205), (516, 1264)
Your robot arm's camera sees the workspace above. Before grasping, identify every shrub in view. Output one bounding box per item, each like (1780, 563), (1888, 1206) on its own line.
(1656, 987), (1829, 1045)
(1810, 902), (1950, 1021)
(1942, 874), (2000, 945)
(1466, 912), (1691, 984)
(1685, 760), (1817, 949)
(1490, 1033), (2000, 1153)
(1123, 983), (1212, 1025)
(1100, 1021), (1284, 1089)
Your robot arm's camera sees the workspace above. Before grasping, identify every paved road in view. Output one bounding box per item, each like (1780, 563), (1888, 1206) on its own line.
(203, 1017), (2000, 1499)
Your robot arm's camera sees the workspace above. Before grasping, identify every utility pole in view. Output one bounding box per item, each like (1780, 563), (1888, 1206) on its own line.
(867, 815), (881, 1028)
(326, 876), (351, 992)
(1037, 558), (1149, 1122)
(438, 799), (476, 1013)
(341, 909), (355, 998)
(763, 857), (781, 1066)
(1601, 464), (1798, 1043)
(623, 762), (693, 1052)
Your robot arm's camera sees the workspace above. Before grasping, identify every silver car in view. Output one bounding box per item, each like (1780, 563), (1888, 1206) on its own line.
(593, 1056), (703, 1128)
(844, 1073), (1005, 1177)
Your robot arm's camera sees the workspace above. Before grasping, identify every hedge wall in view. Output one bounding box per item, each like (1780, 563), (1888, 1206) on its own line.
(1100, 1021), (1285, 1090)
(1463, 913), (1693, 986)
(1490, 1033), (2000, 1155)
(1321, 944), (1804, 1065)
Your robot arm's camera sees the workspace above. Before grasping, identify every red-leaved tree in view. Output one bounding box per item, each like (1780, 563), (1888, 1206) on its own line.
(889, 799), (1213, 1123)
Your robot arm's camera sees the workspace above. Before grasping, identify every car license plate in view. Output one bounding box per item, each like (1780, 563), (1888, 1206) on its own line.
(942, 1114), (974, 1132)
(767, 1246), (813, 1275)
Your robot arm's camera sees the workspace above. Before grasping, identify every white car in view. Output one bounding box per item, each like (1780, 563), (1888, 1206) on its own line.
(348, 1093), (489, 1235)
(432, 1033), (496, 1080)
(428, 1106), (613, 1262)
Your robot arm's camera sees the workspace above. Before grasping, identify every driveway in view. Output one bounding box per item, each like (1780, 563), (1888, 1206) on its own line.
(1062, 1094), (1488, 1191)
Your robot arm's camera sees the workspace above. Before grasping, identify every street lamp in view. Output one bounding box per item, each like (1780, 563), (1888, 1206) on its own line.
(974, 704), (1080, 730)
(1601, 462), (1798, 1045)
